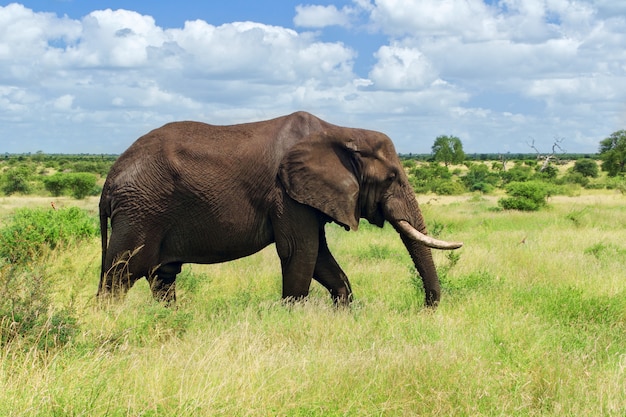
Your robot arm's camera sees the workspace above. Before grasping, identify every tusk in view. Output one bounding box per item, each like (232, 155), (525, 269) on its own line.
(397, 220), (463, 250)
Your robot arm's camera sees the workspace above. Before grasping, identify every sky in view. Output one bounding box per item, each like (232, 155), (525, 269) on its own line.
(1, 1), (625, 155)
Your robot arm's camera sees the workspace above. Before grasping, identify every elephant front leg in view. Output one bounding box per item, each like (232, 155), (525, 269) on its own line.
(275, 233), (319, 302)
(272, 199), (321, 302)
(313, 227), (353, 306)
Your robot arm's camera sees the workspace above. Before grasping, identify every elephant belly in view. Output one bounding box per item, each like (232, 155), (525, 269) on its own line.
(159, 219), (274, 265)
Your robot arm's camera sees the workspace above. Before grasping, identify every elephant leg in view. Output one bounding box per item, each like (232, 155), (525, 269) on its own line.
(273, 199), (320, 301)
(149, 262), (182, 305)
(313, 228), (353, 306)
(99, 242), (147, 300)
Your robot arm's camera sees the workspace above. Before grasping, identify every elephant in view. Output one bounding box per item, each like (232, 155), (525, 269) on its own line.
(98, 111), (462, 307)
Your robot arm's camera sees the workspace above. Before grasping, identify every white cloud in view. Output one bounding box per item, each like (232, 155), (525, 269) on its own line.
(369, 0), (498, 40)
(369, 44), (439, 90)
(355, 0), (626, 151)
(294, 4), (352, 28)
(53, 94), (75, 111)
(0, 4), (361, 152)
(0, 1), (624, 154)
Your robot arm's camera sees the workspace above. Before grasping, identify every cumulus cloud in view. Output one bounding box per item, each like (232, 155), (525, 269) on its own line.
(356, 0), (626, 151)
(0, 1), (624, 154)
(369, 44), (439, 90)
(294, 4), (352, 28)
(0, 4), (360, 152)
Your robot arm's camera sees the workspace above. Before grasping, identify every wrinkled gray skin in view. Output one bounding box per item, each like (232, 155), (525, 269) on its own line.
(98, 112), (462, 307)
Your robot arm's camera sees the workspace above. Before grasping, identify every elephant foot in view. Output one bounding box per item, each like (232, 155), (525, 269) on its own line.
(153, 283), (176, 306)
(331, 287), (353, 308)
(424, 288), (440, 309)
(97, 275), (132, 303)
(149, 263), (181, 306)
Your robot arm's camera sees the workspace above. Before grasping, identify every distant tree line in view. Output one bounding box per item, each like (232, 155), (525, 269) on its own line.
(1, 130), (625, 203)
(401, 152), (600, 162)
(401, 130), (626, 210)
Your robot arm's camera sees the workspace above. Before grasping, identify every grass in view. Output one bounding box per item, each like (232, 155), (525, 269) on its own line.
(1, 191), (626, 416)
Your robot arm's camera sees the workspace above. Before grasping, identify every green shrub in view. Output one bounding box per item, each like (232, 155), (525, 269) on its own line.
(408, 163), (457, 194)
(469, 182), (495, 193)
(500, 165), (533, 183)
(0, 207), (98, 264)
(573, 159), (599, 178)
(1, 165), (33, 195)
(67, 172), (98, 198)
(0, 264), (78, 350)
(0, 207), (95, 349)
(462, 164), (500, 192)
(401, 159), (416, 169)
(43, 173), (66, 197)
(498, 181), (549, 211)
(534, 164), (558, 181)
(43, 172), (98, 199)
(561, 172), (590, 187)
(431, 179), (466, 195)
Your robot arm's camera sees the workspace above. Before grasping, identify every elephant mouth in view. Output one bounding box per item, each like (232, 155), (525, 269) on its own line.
(395, 220), (463, 250)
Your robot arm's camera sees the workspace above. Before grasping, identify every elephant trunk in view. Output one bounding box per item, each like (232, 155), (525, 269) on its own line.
(400, 228), (442, 307)
(387, 188), (462, 307)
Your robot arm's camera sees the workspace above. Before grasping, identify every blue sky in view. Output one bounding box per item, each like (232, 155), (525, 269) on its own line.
(1, 1), (625, 154)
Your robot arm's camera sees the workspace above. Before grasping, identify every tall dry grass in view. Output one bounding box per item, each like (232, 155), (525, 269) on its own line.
(1, 191), (625, 416)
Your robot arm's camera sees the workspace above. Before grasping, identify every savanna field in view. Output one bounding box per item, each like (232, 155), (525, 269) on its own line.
(1, 164), (625, 415)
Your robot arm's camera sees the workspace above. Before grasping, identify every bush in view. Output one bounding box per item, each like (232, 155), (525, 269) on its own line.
(431, 179), (466, 195)
(499, 181), (550, 211)
(43, 173), (66, 197)
(500, 165), (533, 183)
(0, 264), (78, 350)
(561, 172), (590, 187)
(573, 159), (599, 178)
(470, 182), (495, 193)
(0, 207), (98, 264)
(534, 164), (559, 181)
(408, 163), (453, 194)
(462, 164), (500, 192)
(43, 172), (98, 199)
(1, 165), (33, 195)
(0, 207), (94, 350)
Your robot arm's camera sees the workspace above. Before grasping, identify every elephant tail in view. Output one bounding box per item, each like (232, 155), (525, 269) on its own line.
(99, 197), (110, 285)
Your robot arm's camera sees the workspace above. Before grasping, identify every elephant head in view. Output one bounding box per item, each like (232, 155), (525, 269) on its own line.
(278, 125), (462, 307)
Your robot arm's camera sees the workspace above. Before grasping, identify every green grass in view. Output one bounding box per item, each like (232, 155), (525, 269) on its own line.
(1, 192), (626, 416)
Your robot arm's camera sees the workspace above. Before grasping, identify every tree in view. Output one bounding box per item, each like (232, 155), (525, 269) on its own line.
(42, 172), (98, 199)
(499, 181), (550, 211)
(67, 173), (97, 199)
(43, 173), (66, 197)
(1, 166), (32, 195)
(462, 163), (500, 193)
(572, 158), (599, 178)
(599, 130), (626, 177)
(432, 135), (465, 167)
(527, 137), (565, 172)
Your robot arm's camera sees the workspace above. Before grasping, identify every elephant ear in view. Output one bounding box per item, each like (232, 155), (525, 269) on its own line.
(278, 131), (361, 230)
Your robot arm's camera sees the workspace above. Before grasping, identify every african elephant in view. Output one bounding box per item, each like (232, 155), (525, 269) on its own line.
(98, 111), (462, 307)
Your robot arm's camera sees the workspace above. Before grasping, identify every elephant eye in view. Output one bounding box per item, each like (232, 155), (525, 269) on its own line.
(386, 171), (397, 183)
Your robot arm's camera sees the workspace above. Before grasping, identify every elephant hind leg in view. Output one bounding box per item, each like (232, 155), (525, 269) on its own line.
(148, 262), (182, 305)
(99, 244), (147, 300)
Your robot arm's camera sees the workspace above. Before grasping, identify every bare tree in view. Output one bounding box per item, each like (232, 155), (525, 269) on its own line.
(498, 152), (509, 171)
(527, 137), (566, 172)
